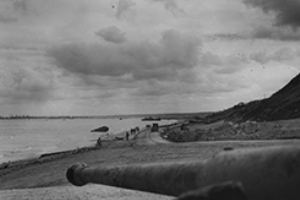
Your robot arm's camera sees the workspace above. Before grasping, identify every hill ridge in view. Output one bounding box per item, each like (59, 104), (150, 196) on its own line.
(205, 73), (300, 122)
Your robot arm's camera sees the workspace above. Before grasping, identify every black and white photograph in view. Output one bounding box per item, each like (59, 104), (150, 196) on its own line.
(0, 0), (300, 199)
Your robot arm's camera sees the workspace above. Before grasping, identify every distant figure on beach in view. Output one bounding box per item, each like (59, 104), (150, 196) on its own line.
(180, 124), (188, 131)
(130, 128), (136, 135)
(126, 131), (129, 141)
(97, 137), (102, 147)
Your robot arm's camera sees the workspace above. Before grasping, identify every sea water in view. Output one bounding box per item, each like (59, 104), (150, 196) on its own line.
(0, 118), (176, 164)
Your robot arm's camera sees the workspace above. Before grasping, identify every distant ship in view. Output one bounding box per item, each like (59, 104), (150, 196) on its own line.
(141, 116), (161, 121)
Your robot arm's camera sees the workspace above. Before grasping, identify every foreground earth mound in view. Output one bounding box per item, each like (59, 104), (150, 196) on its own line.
(0, 185), (171, 200)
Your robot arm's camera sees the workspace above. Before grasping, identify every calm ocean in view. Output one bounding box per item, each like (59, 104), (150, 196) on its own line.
(0, 118), (176, 163)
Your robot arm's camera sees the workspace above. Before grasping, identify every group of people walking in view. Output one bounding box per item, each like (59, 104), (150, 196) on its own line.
(125, 126), (140, 141)
(96, 126), (141, 147)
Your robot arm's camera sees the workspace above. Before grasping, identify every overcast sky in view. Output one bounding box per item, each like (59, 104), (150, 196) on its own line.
(0, 0), (300, 116)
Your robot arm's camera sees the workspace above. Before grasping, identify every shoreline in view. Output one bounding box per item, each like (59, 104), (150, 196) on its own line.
(1, 136), (300, 190)
(0, 122), (160, 175)
(1, 117), (300, 174)
(0, 119), (179, 166)
(0, 129), (131, 171)
(1, 118), (300, 191)
(0, 118), (178, 165)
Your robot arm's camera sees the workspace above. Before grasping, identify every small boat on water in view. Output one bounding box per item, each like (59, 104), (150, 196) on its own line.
(91, 126), (109, 132)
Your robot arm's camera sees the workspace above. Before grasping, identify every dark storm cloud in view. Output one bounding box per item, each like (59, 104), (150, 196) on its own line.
(95, 26), (126, 44)
(244, 0), (300, 28)
(49, 29), (201, 82)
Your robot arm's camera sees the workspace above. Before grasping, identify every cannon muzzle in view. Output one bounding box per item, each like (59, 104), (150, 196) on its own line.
(67, 146), (300, 200)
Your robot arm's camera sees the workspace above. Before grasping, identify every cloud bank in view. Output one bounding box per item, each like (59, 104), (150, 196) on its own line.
(49, 29), (201, 82)
(151, 0), (184, 16)
(95, 26), (127, 44)
(116, 0), (136, 18)
(0, 65), (54, 104)
(1, 0), (300, 115)
(252, 26), (300, 41)
(244, 0), (300, 28)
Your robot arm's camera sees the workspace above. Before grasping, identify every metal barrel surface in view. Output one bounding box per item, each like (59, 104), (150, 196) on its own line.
(175, 181), (248, 200)
(66, 146), (300, 200)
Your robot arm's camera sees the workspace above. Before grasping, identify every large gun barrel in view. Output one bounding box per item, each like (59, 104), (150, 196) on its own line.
(66, 146), (300, 200)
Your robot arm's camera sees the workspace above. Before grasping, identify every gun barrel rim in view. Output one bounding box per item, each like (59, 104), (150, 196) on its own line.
(66, 162), (88, 186)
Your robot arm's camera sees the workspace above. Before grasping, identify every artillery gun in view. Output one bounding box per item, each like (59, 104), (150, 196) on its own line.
(67, 146), (300, 200)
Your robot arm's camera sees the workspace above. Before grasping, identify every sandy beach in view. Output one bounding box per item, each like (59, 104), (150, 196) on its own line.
(1, 125), (300, 199)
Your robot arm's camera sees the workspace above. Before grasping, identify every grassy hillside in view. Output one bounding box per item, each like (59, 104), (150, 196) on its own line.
(205, 73), (300, 122)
